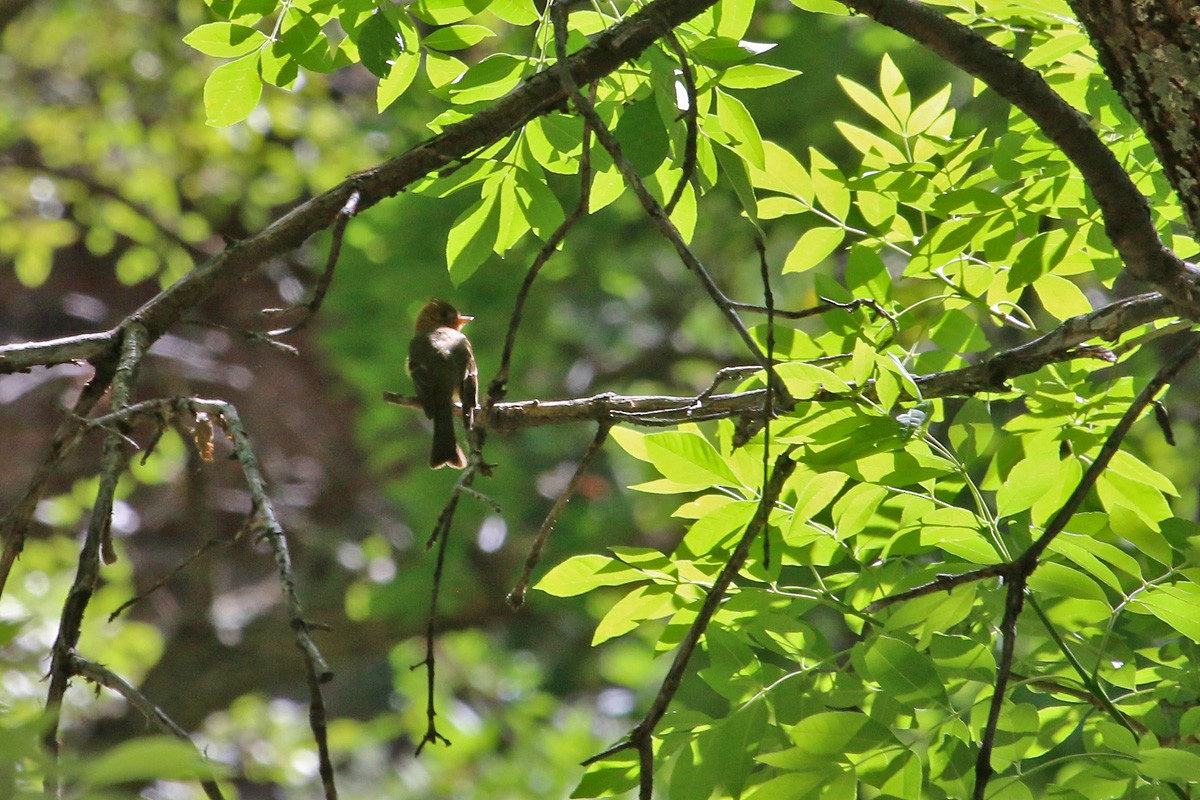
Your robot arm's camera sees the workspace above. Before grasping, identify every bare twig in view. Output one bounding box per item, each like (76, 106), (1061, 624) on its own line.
(265, 189), (361, 336)
(69, 654), (226, 800)
(108, 524), (249, 622)
(413, 486), (458, 754)
(661, 30), (697, 215)
(488, 89), (595, 403)
(729, 295), (899, 334)
(508, 422), (611, 609)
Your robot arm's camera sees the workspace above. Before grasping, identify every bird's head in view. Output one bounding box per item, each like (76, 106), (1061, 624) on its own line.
(415, 298), (473, 332)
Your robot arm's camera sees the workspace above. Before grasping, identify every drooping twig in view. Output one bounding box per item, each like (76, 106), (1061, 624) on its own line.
(43, 322), (149, 796)
(550, 2), (787, 402)
(413, 484), (459, 754)
(0, 359), (117, 599)
(488, 89), (595, 403)
(838, 0), (1200, 312)
(583, 449), (798, 798)
(200, 399), (337, 797)
(69, 654), (226, 800)
(265, 189), (361, 337)
(507, 422), (611, 609)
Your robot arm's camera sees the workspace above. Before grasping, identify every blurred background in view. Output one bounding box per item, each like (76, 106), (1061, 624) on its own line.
(0, 1), (1010, 796)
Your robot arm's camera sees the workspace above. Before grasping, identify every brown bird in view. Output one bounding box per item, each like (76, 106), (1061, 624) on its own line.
(408, 298), (478, 469)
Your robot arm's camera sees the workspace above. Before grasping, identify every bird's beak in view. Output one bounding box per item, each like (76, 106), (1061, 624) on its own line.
(457, 314), (473, 329)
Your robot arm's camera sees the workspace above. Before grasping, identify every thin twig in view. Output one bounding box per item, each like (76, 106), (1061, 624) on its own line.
(550, 2), (787, 404)
(508, 422), (611, 609)
(198, 398), (337, 798)
(729, 296), (899, 334)
(661, 29), (697, 215)
(488, 90), (595, 403)
(413, 490), (457, 754)
(70, 654), (226, 800)
(757, 238), (775, 568)
(585, 449), (798, 797)
(108, 525), (248, 622)
(265, 189), (361, 336)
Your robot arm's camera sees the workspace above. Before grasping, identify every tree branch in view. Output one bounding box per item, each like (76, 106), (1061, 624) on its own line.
(839, 0), (1200, 313)
(70, 654), (226, 800)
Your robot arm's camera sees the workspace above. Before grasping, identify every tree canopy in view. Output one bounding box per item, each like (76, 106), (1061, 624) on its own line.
(4, 1), (1200, 799)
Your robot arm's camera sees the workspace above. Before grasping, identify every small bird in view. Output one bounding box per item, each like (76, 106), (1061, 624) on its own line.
(408, 298), (478, 469)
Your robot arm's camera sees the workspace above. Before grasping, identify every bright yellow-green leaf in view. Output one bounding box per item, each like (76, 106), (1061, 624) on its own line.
(783, 226), (844, 273)
(203, 52), (262, 126)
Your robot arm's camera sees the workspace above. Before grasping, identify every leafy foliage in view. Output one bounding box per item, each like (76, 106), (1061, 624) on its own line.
(6, 0), (1200, 798)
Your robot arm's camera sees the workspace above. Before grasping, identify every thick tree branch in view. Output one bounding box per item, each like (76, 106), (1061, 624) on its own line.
(1068, 2), (1200, 239)
(839, 0), (1200, 313)
(0, 0), (725, 379)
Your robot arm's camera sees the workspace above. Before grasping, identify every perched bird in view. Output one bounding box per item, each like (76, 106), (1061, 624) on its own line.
(408, 298), (478, 469)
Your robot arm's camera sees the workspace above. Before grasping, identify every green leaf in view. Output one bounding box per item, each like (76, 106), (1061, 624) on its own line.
(783, 226), (844, 273)
(445, 189), (500, 283)
(786, 0), (850, 13)
(592, 584), (675, 645)
(838, 75), (901, 135)
(278, 10), (334, 72)
(447, 54), (526, 104)
(643, 431), (743, 488)
(183, 22), (267, 57)
(377, 50), (420, 110)
(809, 148), (851, 220)
(749, 141), (813, 201)
(534, 555), (641, 597)
(423, 24), (495, 51)
(690, 37), (775, 69)
(357, 11), (404, 78)
(1130, 584), (1200, 643)
(719, 64), (801, 90)
(715, 90), (765, 168)
(203, 53), (263, 126)
(614, 98), (670, 176)
(573, 754), (640, 798)
(410, 0), (490, 25)
(857, 635), (945, 704)
(786, 712), (897, 758)
(489, 0), (538, 25)
(1139, 747), (1200, 782)
(80, 737), (223, 787)
(259, 40), (299, 87)
(1027, 561), (1107, 602)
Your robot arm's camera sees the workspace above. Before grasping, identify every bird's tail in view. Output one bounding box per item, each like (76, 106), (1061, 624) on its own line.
(430, 406), (466, 469)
